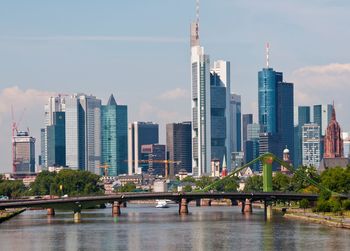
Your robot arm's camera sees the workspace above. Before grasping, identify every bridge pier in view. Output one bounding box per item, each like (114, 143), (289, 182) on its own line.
(241, 199), (252, 213)
(196, 199), (201, 207)
(179, 198), (189, 215)
(264, 201), (273, 221)
(47, 208), (55, 216)
(73, 211), (81, 223)
(113, 201), (121, 216)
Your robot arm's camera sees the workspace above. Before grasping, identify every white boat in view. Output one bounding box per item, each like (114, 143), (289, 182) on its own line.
(156, 200), (169, 208)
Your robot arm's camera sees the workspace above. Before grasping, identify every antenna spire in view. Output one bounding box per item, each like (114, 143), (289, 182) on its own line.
(266, 42), (270, 68)
(196, 0), (200, 40)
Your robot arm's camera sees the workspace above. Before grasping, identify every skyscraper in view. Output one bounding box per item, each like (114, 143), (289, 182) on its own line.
(258, 68), (283, 134)
(47, 112), (66, 167)
(141, 144), (166, 176)
(258, 46), (294, 163)
(42, 96), (65, 169)
(277, 81), (294, 162)
(313, 104), (332, 136)
(128, 122), (159, 174)
(242, 114), (253, 152)
(230, 93), (241, 153)
(210, 61), (231, 172)
(245, 123), (261, 171)
(13, 131), (35, 174)
(191, 15), (211, 177)
(101, 94), (128, 176)
(294, 106), (311, 167)
(302, 123), (321, 167)
(342, 132), (350, 158)
(65, 94), (101, 174)
(166, 122), (192, 175)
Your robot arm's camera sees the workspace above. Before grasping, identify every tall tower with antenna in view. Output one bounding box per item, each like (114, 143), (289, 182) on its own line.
(191, 0), (211, 176)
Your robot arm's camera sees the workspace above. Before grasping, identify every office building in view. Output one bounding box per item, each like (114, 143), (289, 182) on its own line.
(242, 114), (253, 152)
(141, 144), (166, 176)
(313, 104), (332, 136)
(230, 93), (241, 153)
(46, 112), (66, 167)
(302, 123), (321, 167)
(342, 132), (350, 158)
(13, 131), (35, 174)
(166, 122), (192, 175)
(245, 123), (261, 171)
(101, 94), (128, 176)
(128, 122), (159, 174)
(65, 94), (101, 174)
(294, 106), (311, 167)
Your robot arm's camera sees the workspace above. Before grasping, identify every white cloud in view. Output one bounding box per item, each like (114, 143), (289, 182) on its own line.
(158, 88), (189, 100)
(0, 86), (54, 172)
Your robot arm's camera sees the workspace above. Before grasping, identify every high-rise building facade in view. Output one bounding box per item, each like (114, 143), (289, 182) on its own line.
(101, 94), (128, 176)
(47, 112), (66, 167)
(245, 123), (261, 171)
(242, 114), (253, 152)
(65, 94), (101, 174)
(294, 106), (311, 167)
(191, 21), (211, 177)
(13, 131), (36, 174)
(258, 68), (283, 134)
(258, 64), (294, 163)
(42, 96), (65, 169)
(314, 104), (332, 136)
(302, 123), (321, 167)
(277, 81), (294, 162)
(140, 144), (166, 176)
(166, 122), (192, 175)
(128, 122), (159, 174)
(230, 93), (241, 153)
(324, 105), (343, 158)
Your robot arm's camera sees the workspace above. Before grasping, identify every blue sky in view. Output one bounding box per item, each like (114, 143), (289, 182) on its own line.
(0, 0), (350, 172)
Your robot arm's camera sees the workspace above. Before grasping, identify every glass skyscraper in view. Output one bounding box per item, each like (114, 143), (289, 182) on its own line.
(230, 93), (241, 153)
(294, 106), (311, 167)
(258, 68), (283, 134)
(65, 94), (101, 174)
(47, 112), (66, 167)
(101, 94), (128, 176)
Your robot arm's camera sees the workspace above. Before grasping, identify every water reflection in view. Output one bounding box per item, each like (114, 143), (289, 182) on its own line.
(0, 206), (350, 251)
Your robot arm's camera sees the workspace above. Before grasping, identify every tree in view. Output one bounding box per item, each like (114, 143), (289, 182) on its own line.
(181, 176), (196, 183)
(291, 166), (320, 192)
(183, 185), (193, 192)
(243, 175), (263, 192)
(0, 180), (26, 198)
(117, 182), (136, 192)
(273, 172), (292, 192)
(299, 198), (310, 214)
(214, 177), (239, 192)
(195, 176), (214, 190)
(320, 167), (350, 194)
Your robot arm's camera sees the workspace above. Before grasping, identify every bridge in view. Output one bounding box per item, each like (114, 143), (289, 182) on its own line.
(1, 153), (347, 222)
(0, 192), (323, 222)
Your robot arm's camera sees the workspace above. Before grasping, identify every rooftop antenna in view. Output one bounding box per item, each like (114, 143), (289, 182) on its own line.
(266, 42), (270, 68)
(196, 0), (200, 40)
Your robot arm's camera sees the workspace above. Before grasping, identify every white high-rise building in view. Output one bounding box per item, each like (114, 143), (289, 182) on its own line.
(191, 20), (211, 177)
(65, 94), (101, 174)
(41, 96), (65, 169)
(302, 123), (321, 167)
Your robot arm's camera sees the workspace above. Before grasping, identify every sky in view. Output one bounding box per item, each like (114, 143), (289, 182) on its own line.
(0, 0), (350, 173)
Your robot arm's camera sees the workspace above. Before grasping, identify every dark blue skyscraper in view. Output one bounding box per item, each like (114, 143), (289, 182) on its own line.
(47, 112), (66, 167)
(258, 63), (294, 165)
(258, 68), (283, 134)
(101, 94), (128, 176)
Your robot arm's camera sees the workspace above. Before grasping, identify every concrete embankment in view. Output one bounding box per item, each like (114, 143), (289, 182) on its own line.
(284, 213), (350, 229)
(0, 209), (25, 223)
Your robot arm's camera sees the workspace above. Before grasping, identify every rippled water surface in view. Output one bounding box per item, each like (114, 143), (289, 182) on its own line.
(1, 205), (349, 251)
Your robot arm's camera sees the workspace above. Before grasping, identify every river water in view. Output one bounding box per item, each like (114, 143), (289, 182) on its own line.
(0, 205), (349, 251)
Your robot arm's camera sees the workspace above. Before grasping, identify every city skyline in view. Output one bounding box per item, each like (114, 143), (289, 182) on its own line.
(1, 0), (350, 172)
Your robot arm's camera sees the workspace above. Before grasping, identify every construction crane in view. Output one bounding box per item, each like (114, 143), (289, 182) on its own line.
(11, 106), (26, 173)
(129, 159), (181, 179)
(97, 163), (110, 177)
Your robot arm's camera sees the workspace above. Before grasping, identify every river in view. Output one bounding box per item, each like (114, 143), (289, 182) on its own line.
(0, 205), (349, 251)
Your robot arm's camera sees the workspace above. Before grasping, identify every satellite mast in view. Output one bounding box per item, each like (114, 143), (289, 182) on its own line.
(196, 0), (200, 40)
(266, 42), (270, 68)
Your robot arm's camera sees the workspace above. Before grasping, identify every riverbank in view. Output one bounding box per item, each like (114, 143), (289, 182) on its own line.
(0, 209), (25, 223)
(284, 212), (350, 229)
